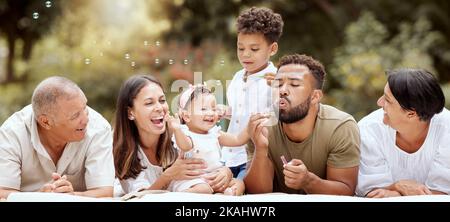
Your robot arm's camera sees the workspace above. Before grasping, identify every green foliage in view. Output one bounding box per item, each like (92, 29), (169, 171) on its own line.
(1, 1), (450, 124)
(329, 11), (443, 120)
(0, 82), (33, 121)
(442, 83), (450, 108)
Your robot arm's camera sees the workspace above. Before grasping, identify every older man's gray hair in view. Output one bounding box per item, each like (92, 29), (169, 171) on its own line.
(31, 76), (82, 118)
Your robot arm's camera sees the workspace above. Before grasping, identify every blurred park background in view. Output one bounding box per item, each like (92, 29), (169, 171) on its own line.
(1, 0), (450, 124)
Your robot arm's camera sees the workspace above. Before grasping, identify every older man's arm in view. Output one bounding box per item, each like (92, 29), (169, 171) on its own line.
(0, 187), (18, 199)
(75, 186), (113, 198)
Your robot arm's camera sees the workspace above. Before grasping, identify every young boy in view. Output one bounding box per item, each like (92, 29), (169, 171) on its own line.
(220, 7), (284, 180)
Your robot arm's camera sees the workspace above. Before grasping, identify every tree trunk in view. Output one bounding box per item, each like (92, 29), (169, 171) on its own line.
(5, 33), (16, 83)
(22, 33), (34, 61)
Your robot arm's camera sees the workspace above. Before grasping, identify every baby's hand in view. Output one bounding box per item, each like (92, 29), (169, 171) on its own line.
(166, 113), (182, 131)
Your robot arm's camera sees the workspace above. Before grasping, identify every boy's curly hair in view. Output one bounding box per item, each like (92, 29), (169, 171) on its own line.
(236, 7), (284, 44)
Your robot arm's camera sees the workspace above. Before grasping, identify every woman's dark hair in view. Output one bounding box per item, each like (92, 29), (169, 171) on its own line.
(387, 68), (445, 121)
(113, 75), (177, 180)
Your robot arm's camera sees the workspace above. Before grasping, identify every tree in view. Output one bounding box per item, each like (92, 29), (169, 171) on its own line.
(0, 0), (61, 83)
(329, 11), (443, 120)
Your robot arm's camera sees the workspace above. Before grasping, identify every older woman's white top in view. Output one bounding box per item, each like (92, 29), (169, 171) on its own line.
(356, 108), (450, 196)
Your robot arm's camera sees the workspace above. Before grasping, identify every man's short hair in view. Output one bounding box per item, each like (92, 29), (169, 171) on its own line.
(277, 54), (326, 89)
(387, 69), (445, 121)
(31, 76), (82, 118)
(236, 7), (284, 44)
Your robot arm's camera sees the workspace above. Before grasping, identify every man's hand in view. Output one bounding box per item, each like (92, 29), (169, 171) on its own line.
(39, 172), (60, 192)
(50, 173), (74, 194)
(216, 104), (231, 120)
(39, 183), (55, 192)
(248, 113), (270, 150)
(283, 159), (310, 190)
(393, 180), (432, 196)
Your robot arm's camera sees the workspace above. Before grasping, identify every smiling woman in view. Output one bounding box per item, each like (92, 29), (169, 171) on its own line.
(357, 68), (450, 198)
(113, 75), (234, 196)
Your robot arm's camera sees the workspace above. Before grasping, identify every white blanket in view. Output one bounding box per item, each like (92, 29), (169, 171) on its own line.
(6, 192), (450, 202)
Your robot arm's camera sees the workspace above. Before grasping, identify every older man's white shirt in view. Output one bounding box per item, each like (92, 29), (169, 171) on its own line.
(356, 108), (450, 196)
(0, 105), (115, 192)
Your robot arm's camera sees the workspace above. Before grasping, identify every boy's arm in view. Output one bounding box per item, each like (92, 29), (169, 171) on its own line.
(218, 127), (249, 147)
(219, 113), (270, 147)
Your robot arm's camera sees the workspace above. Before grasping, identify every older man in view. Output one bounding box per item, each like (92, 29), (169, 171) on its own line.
(0, 76), (114, 199)
(245, 54), (360, 195)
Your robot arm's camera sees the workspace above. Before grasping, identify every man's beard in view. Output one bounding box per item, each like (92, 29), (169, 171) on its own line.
(276, 95), (311, 124)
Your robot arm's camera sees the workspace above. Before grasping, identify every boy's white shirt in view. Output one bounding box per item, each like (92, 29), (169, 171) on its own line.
(222, 62), (277, 167)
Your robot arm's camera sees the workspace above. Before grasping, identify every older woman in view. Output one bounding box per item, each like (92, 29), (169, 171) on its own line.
(113, 75), (232, 194)
(356, 69), (450, 197)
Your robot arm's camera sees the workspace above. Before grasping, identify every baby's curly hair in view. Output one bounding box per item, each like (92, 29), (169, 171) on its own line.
(236, 7), (284, 44)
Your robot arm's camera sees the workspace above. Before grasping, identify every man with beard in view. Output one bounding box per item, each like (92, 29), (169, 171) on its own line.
(244, 54), (360, 195)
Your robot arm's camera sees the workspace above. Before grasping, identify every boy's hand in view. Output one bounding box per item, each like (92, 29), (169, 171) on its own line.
(264, 72), (276, 86)
(216, 104), (231, 120)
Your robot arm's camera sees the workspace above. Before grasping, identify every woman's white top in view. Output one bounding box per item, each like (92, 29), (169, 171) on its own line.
(117, 147), (163, 194)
